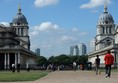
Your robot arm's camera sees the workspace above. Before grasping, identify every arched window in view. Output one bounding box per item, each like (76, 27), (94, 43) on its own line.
(105, 39), (111, 46)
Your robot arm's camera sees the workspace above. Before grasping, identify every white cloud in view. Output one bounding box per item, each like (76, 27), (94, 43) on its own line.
(79, 32), (88, 36)
(34, 0), (59, 8)
(80, 0), (111, 9)
(58, 35), (76, 43)
(72, 27), (79, 32)
(30, 22), (59, 37)
(34, 22), (59, 31)
(0, 22), (10, 27)
(91, 10), (98, 13)
(30, 31), (39, 37)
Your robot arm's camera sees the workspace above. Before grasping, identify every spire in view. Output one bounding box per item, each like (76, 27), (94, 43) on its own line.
(18, 4), (21, 14)
(104, 1), (107, 12)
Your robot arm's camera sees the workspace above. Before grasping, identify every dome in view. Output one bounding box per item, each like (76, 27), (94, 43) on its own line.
(98, 12), (114, 24)
(12, 5), (28, 24)
(98, 5), (114, 24)
(12, 13), (28, 24)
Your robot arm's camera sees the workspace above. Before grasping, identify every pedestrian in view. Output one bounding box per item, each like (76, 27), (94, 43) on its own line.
(73, 62), (77, 71)
(95, 55), (100, 75)
(12, 63), (15, 73)
(26, 63), (30, 71)
(17, 63), (20, 72)
(104, 50), (114, 78)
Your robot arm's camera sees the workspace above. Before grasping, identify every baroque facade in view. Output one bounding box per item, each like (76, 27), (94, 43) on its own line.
(0, 5), (38, 70)
(88, 4), (118, 68)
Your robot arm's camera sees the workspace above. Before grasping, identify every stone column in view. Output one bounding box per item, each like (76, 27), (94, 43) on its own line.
(15, 53), (18, 68)
(17, 28), (19, 35)
(7, 53), (10, 69)
(18, 52), (20, 63)
(4, 53), (7, 69)
(19, 28), (21, 36)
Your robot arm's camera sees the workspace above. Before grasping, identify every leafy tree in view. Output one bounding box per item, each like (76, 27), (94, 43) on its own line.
(78, 55), (88, 64)
(38, 56), (47, 66)
(48, 56), (55, 64)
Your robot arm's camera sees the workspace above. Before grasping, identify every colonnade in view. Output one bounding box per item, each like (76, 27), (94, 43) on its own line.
(4, 52), (20, 69)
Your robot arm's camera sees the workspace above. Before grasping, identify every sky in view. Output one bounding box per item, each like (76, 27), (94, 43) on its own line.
(0, 0), (118, 58)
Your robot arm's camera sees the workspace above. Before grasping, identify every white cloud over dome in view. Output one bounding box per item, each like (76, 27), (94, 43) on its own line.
(0, 22), (10, 27)
(80, 0), (111, 9)
(34, 0), (59, 8)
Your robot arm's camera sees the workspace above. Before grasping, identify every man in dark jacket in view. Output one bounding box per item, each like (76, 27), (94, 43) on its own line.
(95, 55), (100, 75)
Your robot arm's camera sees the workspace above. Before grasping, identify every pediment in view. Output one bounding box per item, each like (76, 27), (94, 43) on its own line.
(98, 37), (114, 46)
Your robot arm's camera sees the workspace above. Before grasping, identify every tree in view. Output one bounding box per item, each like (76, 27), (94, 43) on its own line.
(38, 56), (47, 66)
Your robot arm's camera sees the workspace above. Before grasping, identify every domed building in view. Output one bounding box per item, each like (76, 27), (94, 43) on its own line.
(88, 4), (118, 68)
(0, 5), (38, 70)
(11, 5), (30, 50)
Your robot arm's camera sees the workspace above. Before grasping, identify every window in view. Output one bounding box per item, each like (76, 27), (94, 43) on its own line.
(105, 21), (108, 24)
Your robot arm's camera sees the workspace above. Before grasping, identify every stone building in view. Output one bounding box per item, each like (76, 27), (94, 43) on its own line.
(88, 4), (118, 68)
(0, 6), (38, 70)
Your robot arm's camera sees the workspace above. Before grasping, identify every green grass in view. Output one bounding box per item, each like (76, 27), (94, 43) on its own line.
(0, 70), (48, 82)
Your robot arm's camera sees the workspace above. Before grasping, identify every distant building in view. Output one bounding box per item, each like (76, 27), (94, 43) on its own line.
(90, 39), (95, 52)
(78, 43), (87, 55)
(70, 43), (87, 56)
(70, 45), (79, 56)
(35, 48), (40, 56)
(0, 5), (38, 70)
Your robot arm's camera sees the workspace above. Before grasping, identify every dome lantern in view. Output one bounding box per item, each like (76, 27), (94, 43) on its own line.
(12, 5), (28, 25)
(98, 4), (114, 25)
(18, 4), (21, 14)
(104, 1), (107, 13)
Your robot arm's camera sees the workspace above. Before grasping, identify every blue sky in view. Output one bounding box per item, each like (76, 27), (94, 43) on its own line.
(0, 0), (118, 57)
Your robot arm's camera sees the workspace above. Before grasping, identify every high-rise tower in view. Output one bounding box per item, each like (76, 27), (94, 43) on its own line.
(78, 43), (86, 55)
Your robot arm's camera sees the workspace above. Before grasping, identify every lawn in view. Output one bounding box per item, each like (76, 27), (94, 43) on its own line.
(0, 70), (48, 82)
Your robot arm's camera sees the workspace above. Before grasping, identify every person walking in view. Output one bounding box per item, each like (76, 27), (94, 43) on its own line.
(104, 50), (114, 78)
(73, 62), (77, 71)
(12, 63), (15, 73)
(95, 55), (100, 75)
(26, 63), (30, 71)
(17, 63), (20, 72)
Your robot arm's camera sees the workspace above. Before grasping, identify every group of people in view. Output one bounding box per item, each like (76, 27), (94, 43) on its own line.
(94, 50), (114, 78)
(12, 63), (21, 73)
(12, 62), (30, 73)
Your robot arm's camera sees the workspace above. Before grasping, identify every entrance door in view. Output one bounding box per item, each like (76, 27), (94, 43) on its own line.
(9, 53), (15, 70)
(0, 53), (4, 70)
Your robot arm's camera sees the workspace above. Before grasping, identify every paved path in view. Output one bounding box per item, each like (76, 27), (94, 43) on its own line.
(2, 70), (118, 83)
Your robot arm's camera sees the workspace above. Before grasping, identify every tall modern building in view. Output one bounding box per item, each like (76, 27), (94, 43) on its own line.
(0, 5), (38, 70)
(88, 4), (118, 67)
(78, 43), (87, 55)
(70, 43), (87, 56)
(35, 48), (40, 56)
(70, 45), (79, 56)
(90, 39), (95, 52)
